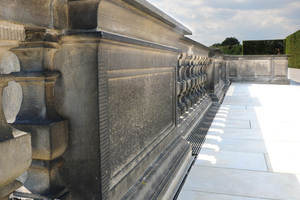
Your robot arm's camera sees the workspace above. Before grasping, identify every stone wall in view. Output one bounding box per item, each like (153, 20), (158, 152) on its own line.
(0, 1), (289, 200)
(226, 55), (290, 84)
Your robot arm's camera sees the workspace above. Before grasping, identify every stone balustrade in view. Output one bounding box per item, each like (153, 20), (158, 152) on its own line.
(0, 1), (290, 200)
(177, 53), (209, 118)
(0, 51), (31, 200)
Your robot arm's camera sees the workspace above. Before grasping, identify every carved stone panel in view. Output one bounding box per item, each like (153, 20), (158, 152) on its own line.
(229, 61), (238, 77)
(241, 61), (255, 77)
(275, 61), (287, 77)
(109, 72), (174, 175)
(255, 60), (271, 76)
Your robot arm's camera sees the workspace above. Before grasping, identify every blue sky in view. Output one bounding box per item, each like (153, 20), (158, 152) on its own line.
(147, 0), (300, 46)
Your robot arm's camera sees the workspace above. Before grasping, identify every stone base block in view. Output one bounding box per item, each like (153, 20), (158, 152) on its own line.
(121, 136), (192, 200)
(0, 181), (22, 200)
(209, 80), (227, 104)
(12, 120), (68, 161)
(178, 95), (212, 138)
(0, 132), (31, 191)
(13, 159), (67, 199)
(271, 77), (290, 85)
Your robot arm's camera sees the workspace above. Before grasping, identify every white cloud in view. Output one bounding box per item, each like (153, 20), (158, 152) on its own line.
(147, 0), (300, 46)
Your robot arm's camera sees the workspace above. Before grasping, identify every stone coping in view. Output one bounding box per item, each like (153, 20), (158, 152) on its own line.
(180, 36), (212, 52)
(123, 0), (192, 35)
(224, 54), (290, 59)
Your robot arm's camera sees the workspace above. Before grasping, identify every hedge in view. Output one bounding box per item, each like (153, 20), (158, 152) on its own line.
(286, 30), (300, 69)
(242, 39), (285, 55)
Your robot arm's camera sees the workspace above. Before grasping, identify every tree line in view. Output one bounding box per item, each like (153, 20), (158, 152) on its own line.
(210, 37), (242, 55)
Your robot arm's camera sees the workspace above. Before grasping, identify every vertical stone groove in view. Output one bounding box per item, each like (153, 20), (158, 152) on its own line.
(98, 48), (110, 200)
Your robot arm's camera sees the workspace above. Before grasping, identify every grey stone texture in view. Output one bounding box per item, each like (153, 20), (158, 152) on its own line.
(0, 0), (291, 200)
(226, 55), (290, 84)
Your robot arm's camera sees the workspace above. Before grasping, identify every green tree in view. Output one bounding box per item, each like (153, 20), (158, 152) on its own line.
(210, 37), (242, 55)
(221, 37), (240, 46)
(211, 43), (222, 48)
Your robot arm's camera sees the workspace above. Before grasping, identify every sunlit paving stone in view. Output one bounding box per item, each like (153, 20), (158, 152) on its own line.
(178, 83), (300, 200)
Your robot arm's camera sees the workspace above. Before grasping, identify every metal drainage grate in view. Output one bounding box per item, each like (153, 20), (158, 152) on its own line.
(187, 104), (220, 155)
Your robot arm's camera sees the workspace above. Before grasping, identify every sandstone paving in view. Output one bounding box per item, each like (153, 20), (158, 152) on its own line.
(178, 83), (300, 200)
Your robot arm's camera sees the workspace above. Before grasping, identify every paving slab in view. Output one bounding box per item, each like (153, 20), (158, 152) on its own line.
(180, 166), (300, 200)
(195, 149), (268, 171)
(207, 127), (268, 140)
(178, 190), (270, 200)
(203, 137), (268, 153)
(266, 153), (300, 174)
(215, 110), (258, 121)
(178, 83), (300, 200)
(210, 119), (251, 129)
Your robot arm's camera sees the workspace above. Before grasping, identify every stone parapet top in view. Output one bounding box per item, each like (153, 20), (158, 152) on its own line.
(180, 36), (211, 52)
(65, 30), (182, 53)
(123, 0), (192, 35)
(224, 55), (291, 58)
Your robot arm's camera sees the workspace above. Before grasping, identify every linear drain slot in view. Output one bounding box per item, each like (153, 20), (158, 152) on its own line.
(187, 104), (220, 155)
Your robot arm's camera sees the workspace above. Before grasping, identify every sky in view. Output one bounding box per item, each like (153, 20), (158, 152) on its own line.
(147, 0), (300, 46)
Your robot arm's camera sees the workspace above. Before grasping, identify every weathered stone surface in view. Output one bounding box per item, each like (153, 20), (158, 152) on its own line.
(0, 50), (22, 123)
(0, 181), (22, 200)
(10, 69), (68, 198)
(98, 35), (180, 199)
(227, 55), (290, 84)
(109, 73), (174, 174)
(0, 0), (67, 29)
(52, 41), (102, 200)
(97, 0), (191, 47)
(68, 1), (99, 30)
(0, 1), (291, 200)
(13, 121), (68, 161)
(0, 132), (31, 189)
(0, 20), (25, 41)
(121, 136), (192, 200)
(0, 0), (52, 28)
(3, 81), (22, 123)
(179, 37), (210, 56)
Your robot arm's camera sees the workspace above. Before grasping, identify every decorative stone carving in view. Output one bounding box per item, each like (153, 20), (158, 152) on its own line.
(12, 71), (68, 199)
(0, 20), (25, 41)
(0, 50), (22, 123)
(0, 74), (31, 200)
(177, 53), (210, 120)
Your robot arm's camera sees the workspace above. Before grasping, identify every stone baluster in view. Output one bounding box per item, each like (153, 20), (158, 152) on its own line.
(201, 57), (210, 97)
(189, 55), (198, 105)
(0, 74), (31, 200)
(177, 54), (187, 117)
(183, 54), (194, 110)
(181, 54), (192, 112)
(12, 71), (68, 199)
(193, 56), (202, 102)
